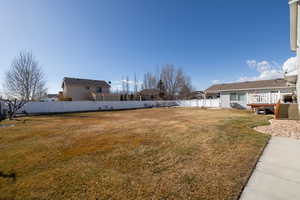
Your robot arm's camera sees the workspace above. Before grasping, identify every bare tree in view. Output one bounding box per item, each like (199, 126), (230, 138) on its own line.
(160, 64), (193, 100)
(142, 72), (157, 90)
(121, 76), (125, 93)
(134, 73), (138, 93)
(4, 51), (47, 101)
(155, 65), (160, 83)
(141, 64), (193, 99)
(126, 76), (130, 94)
(4, 99), (27, 120)
(178, 75), (193, 99)
(160, 65), (179, 99)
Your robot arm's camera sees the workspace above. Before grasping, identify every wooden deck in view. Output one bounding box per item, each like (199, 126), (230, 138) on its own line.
(247, 103), (277, 113)
(247, 103), (276, 108)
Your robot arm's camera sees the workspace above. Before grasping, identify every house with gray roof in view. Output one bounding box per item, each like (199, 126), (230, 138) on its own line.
(62, 77), (111, 101)
(205, 78), (296, 109)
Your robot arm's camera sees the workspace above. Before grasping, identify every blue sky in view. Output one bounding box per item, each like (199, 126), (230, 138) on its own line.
(0, 0), (296, 94)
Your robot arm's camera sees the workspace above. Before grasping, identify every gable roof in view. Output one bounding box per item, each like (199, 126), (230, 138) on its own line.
(62, 77), (111, 88)
(205, 79), (292, 93)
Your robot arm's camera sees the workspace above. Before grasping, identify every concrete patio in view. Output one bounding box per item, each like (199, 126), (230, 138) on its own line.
(240, 136), (300, 200)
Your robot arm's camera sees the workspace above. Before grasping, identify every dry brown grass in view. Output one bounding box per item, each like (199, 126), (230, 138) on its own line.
(0, 108), (270, 200)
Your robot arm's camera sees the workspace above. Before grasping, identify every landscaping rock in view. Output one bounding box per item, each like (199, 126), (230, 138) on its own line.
(255, 119), (300, 140)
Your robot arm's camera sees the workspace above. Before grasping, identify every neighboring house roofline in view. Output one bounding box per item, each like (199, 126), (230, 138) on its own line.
(206, 86), (296, 93)
(62, 77), (111, 88)
(205, 78), (294, 93)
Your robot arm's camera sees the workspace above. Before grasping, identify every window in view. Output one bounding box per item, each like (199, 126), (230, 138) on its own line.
(230, 93), (245, 101)
(96, 87), (102, 93)
(230, 93), (238, 101)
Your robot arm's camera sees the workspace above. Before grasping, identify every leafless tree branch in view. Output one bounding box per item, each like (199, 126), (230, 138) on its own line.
(4, 99), (27, 120)
(142, 64), (194, 100)
(3, 51), (47, 101)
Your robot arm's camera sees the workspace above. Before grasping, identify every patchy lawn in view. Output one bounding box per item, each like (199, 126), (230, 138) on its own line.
(0, 108), (270, 200)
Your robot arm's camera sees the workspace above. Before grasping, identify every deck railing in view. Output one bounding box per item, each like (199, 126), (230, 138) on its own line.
(247, 92), (280, 104)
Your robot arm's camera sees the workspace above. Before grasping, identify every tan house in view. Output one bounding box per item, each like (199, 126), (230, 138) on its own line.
(61, 77), (111, 101)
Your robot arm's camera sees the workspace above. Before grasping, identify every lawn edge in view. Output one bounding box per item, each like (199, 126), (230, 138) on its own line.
(235, 134), (271, 200)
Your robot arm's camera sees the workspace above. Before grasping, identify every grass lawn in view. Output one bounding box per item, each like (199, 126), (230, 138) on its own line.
(0, 108), (271, 200)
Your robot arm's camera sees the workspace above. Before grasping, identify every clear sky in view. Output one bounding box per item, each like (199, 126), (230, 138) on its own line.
(0, 0), (296, 94)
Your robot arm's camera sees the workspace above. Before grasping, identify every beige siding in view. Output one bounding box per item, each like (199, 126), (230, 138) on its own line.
(63, 84), (110, 101)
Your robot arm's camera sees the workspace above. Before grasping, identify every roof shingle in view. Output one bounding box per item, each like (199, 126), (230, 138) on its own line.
(205, 79), (291, 93)
(63, 77), (110, 88)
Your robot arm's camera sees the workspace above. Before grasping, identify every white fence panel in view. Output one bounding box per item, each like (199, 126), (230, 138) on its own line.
(18, 101), (177, 114)
(13, 99), (220, 115)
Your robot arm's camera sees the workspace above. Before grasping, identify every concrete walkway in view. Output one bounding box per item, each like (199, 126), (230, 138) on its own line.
(240, 136), (300, 200)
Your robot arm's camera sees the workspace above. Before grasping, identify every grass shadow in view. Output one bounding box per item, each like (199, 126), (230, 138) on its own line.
(0, 171), (16, 182)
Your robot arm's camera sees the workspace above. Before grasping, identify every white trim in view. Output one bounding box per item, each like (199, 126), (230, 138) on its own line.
(289, 0), (299, 5)
(207, 86), (296, 93)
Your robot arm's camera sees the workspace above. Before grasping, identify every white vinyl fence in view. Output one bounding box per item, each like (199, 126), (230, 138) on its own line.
(17, 101), (176, 114)
(0, 99), (221, 115)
